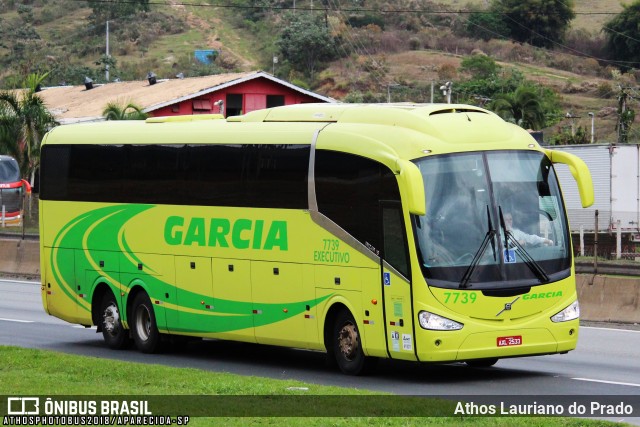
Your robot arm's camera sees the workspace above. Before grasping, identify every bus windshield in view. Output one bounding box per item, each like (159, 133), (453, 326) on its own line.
(412, 150), (571, 290)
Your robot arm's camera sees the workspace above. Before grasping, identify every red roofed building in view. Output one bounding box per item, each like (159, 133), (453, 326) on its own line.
(34, 71), (334, 124)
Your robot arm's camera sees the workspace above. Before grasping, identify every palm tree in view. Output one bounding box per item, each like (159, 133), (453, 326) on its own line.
(489, 86), (546, 130)
(102, 101), (149, 120)
(0, 72), (58, 185)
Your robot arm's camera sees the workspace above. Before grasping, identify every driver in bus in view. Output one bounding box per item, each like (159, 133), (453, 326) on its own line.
(504, 213), (553, 247)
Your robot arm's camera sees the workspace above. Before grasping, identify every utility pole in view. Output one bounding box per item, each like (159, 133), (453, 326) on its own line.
(105, 21), (110, 82)
(565, 111), (580, 136)
(440, 82), (452, 104)
(619, 87), (626, 144)
(588, 112), (595, 143)
(616, 86), (636, 144)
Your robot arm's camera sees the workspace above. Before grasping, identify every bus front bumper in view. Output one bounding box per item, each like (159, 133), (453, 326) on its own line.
(416, 321), (579, 363)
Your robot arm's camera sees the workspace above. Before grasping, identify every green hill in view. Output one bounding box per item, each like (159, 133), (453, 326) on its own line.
(0, 0), (632, 142)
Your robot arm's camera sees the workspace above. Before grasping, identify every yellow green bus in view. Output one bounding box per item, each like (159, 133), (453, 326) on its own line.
(39, 103), (593, 375)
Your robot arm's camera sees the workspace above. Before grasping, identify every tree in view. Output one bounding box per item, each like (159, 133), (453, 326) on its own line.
(102, 102), (149, 121)
(603, 1), (640, 70)
(463, 6), (509, 41)
(616, 86), (635, 144)
(455, 67), (524, 105)
(489, 85), (546, 130)
(96, 54), (118, 83)
(494, 0), (575, 48)
(276, 13), (336, 81)
(459, 54), (500, 80)
(0, 72), (58, 184)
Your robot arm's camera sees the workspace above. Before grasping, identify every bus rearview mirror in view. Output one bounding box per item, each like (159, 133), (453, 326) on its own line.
(396, 159), (426, 215)
(547, 149), (594, 208)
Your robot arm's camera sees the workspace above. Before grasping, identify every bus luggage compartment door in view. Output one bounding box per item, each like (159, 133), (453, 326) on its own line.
(251, 261), (310, 347)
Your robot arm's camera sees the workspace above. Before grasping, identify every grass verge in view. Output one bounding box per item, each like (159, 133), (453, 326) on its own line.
(0, 346), (628, 426)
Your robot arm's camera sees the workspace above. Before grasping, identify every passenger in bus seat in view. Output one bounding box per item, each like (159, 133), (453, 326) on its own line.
(504, 213), (553, 247)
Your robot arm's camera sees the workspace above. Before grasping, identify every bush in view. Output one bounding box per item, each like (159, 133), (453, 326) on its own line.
(408, 37), (421, 51)
(549, 126), (589, 145)
(550, 56), (575, 72)
(505, 43), (534, 62)
(344, 90), (384, 103)
(437, 63), (457, 80)
(460, 54), (499, 79)
(596, 82), (614, 99)
(345, 13), (385, 30)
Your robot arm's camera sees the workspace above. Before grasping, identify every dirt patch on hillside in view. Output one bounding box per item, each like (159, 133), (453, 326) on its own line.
(167, 0), (255, 69)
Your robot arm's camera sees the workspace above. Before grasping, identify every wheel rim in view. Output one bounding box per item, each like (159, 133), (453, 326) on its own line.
(135, 305), (152, 342)
(337, 322), (359, 361)
(102, 302), (120, 336)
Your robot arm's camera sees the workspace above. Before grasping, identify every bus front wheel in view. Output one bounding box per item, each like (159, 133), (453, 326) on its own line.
(131, 292), (162, 353)
(100, 292), (130, 350)
(333, 309), (376, 375)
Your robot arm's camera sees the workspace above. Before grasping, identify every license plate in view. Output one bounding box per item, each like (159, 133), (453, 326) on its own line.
(497, 335), (522, 347)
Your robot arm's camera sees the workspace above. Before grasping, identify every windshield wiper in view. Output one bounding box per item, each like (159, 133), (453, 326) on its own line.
(498, 207), (550, 283)
(459, 205), (496, 288)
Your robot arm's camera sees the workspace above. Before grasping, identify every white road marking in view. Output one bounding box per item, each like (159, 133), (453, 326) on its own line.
(582, 326), (640, 334)
(572, 377), (640, 388)
(0, 317), (34, 323)
(0, 279), (40, 285)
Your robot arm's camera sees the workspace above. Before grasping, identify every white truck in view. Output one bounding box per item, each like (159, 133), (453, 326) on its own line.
(553, 144), (640, 239)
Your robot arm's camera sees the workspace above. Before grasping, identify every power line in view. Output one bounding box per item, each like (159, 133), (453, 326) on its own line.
(495, 10), (640, 68)
(65, 0), (624, 16)
(324, 0), (388, 89)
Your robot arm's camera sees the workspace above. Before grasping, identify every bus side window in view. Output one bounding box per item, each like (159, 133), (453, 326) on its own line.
(41, 143), (309, 210)
(315, 150), (402, 257)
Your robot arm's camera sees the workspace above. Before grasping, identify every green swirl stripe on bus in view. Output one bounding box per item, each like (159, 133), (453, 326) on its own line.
(119, 230), (158, 275)
(52, 205), (330, 333)
(50, 209), (98, 313)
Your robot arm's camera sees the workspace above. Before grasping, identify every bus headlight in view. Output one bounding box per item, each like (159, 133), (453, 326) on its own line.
(551, 300), (580, 323)
(418, 311), (463, 330)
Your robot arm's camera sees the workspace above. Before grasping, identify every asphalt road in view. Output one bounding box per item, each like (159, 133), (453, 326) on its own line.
(1, 278), (639, 424)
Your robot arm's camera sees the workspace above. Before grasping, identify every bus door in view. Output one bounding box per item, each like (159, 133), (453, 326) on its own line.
(380, 201), (416, 361)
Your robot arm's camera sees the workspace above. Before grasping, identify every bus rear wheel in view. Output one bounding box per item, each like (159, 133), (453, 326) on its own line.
(100, 292), (130, 350)
(131, 292), (162, 353)
(333, 309), (376, 375)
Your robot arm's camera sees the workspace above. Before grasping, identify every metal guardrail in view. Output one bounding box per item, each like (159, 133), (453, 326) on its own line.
(575, 261), (640, 276)
(1, 234), (637, 276)
(0, 232), (39, 241)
